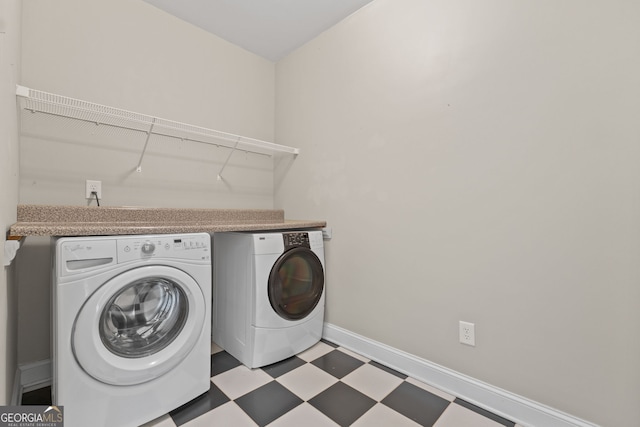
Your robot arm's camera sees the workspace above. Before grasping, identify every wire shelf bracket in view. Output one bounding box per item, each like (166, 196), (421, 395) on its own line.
(16, 85), (299, 178)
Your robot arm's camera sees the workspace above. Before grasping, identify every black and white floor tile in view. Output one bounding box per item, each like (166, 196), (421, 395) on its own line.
(22, 340), (524, 427)
(143, 340), (523, 427)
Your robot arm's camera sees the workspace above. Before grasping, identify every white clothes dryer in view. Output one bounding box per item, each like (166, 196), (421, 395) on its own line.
(212, 230), (325, 368)
(52, 233), (211, 427)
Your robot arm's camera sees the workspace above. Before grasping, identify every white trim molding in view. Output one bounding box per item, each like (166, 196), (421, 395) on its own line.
(11, 359), (51, 405)
(322, 323), (599, 427)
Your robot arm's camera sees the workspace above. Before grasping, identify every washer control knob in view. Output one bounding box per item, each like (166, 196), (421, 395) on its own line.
(141, 241), (155, 254)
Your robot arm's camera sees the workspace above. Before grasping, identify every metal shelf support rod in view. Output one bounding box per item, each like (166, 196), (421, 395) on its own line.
(217, 138), (241, 181)
(136, 118), (156, 173)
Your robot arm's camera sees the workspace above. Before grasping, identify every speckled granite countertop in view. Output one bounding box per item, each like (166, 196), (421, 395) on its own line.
(8, 205), (326, 237)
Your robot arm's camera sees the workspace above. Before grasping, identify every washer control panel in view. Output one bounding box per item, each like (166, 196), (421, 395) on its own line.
(141, 241), (156, 254)
(118, 233), (210, 263)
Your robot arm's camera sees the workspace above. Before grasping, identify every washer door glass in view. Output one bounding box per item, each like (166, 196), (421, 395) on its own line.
(268, 247), (324, 320)
(100, 277), (188, 358)
(73, 265), (206, 386)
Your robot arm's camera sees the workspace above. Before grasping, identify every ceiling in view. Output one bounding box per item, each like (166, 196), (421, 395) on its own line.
(143, 0), (375, 62)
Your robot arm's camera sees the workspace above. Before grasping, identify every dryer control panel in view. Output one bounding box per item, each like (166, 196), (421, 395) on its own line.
(283, 232), (310, 250)
(283, 231), (324, 251)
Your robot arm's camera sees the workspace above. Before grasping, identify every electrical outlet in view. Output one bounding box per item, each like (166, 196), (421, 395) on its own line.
(85, 180), (102, 199)
(459, 321), (475, 346)
(322, 227), (332, 240)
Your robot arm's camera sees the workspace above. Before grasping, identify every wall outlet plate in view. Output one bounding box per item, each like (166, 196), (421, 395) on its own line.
(459, 321), (476, 346)
(85, 180), (102, 199)
(322, 227), (332, 240)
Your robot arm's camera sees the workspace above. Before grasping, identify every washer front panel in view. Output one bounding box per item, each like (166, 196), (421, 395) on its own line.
(72, 265), (205, 386)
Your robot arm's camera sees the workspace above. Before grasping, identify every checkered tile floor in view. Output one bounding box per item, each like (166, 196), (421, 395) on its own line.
(143, 340), (521, 427)
(22, 340), (523, 427)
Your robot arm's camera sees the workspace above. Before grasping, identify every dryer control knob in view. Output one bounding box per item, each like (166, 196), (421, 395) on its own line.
(141, 241), (155, 254)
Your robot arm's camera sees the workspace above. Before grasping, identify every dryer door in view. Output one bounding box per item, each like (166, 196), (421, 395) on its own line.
(268, 247), (324, 320)
(72, 265), (205, 385)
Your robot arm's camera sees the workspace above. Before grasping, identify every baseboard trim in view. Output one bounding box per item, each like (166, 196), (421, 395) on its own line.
(322, 323), (599, 427)
(11, 359), (51, 405)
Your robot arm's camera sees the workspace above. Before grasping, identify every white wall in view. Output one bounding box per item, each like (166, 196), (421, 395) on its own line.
(275, 1), (640, 426)
(17, 0), (278, 364)
(20, 0), (276, 209)
(0, 0), (21, 404)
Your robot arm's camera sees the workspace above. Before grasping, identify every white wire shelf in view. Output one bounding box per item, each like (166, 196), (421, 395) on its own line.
(16, 85), (298, 178)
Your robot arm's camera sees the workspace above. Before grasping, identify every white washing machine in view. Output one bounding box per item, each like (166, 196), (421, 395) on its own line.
(212, 230), (325, 368)
(52, 233), (211, 427)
